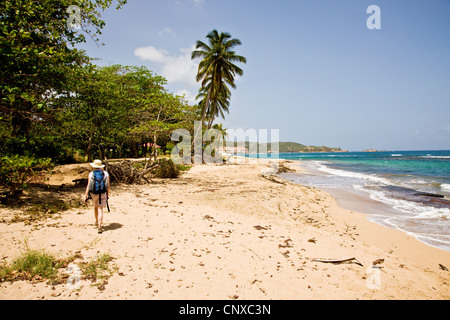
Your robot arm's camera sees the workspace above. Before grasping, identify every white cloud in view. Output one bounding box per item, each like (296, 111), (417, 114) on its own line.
(134, 45), (200, 105)
(175, 89), (197, 105)
(134, 45), (199, 89)
(134, 46), (169, 63)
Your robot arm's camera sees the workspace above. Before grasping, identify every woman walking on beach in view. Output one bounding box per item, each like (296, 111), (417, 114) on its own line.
(84, 160), (110, 234)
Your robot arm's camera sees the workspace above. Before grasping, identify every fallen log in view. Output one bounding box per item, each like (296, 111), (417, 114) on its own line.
(312, 257), (364, 267)
(104, 158), (179, 185)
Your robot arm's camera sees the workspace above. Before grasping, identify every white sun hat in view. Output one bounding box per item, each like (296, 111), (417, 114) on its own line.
(90, 159), (105, 168)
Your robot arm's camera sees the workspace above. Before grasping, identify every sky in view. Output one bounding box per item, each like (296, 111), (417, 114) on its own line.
(76, 0), (450, 151)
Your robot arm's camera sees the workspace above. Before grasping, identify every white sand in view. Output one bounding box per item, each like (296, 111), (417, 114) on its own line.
(0, 161), (449, 299)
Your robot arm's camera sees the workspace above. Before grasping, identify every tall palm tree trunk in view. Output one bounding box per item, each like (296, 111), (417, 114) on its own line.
(192, 87), (212, 162)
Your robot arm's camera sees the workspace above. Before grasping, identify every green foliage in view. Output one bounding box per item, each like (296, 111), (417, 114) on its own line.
(165, 141), (175, 153)
(192, 30), (247, 129)
(10, 249), (61, 280)
(273, 142), (344, 153)
(0, 0), (127, 115)
(0, 0), (201, 165)
(0, 244), (77, 284)
(0, 155), (52, 195)
(80, 253), (116, 289)
(0, 237), (115, 286)
(242, 142), (345, 153)
(53, 64), (199, 162)
(80, 253), (113, 281)
(177, 163), (192, 172)
(0, 0), (127, 160)
(3, 133), (75, 163)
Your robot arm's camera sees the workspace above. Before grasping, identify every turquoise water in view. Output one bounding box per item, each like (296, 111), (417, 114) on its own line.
(274, 150), (450, 251)
(278, 150), (450, 196)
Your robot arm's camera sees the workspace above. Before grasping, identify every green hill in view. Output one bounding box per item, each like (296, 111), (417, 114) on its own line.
(262, 142), (346, 153)
(225, 141), (347, 153)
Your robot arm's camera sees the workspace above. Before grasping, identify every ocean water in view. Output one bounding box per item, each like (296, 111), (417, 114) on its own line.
(275, 150), (450, 252)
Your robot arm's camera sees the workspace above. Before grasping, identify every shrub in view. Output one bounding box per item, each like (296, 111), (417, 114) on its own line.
(0, 155), (53, 196)
(80, 253), (115, 283)
(152, 158), (179, 178)
(0, 247), (74, 284)
(11, 250), (61, 280)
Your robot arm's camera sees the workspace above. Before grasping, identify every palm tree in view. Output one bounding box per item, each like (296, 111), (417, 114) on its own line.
(191, 30), (246, 139)
(212, 123), (228, 141)
(196, 80), (231, 128)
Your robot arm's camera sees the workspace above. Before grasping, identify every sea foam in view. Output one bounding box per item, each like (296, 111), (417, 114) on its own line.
(420, 155), (450, 159)
(354, 185), (450, 220)
(315, 161), (391, 185)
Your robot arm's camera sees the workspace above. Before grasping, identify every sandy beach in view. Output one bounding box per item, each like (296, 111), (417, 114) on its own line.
(0, 159), (449, 300)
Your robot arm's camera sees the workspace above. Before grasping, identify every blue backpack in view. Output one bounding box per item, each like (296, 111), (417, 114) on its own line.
(91, 170), (107, 195)
(88, 170), (109, 210)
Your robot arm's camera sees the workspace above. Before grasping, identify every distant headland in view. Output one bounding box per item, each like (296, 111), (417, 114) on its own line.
(223, 141), (347, 154)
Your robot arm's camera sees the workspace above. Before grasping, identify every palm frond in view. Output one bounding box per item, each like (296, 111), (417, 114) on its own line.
(191, 30), (246, 126)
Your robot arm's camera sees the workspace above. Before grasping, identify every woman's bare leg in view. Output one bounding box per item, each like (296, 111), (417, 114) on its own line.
(94, 207), (99, 226)
(97, 207), (104, 232)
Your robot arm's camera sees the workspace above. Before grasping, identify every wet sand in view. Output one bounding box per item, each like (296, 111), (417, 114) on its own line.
(281, 160), (450, 252)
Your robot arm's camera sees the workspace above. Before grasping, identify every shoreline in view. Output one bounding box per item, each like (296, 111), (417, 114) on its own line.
(0, 160), (449, 299)
(279, 160), (450, 266)
(280, 159), (450, 253)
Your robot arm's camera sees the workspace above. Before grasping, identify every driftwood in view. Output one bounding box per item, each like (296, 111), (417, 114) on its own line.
(277, 163), (296, 173)
(312, 257), (364, 267)
(372, 258), (385, 266)
(261, 175), (287, 185)
(104, 159), (179, 185)
(104, 160), (156, 185)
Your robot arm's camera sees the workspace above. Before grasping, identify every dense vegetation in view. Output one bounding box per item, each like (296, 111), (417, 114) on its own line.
(265, 142), (345, 153)
(240, 142), (345, 153)
(0, 1), (250, 196)
(0, 0), (200, 163)
(1, 1), (232, 194)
